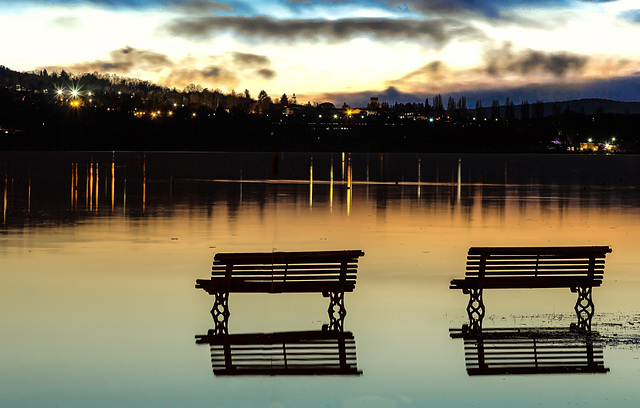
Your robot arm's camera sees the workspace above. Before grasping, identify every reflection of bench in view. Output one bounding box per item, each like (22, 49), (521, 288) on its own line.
(450, 326), (609, 376)
(196, 250), (365, 332)
(195, 330), (362, 376)
(450, 246), (612, 330)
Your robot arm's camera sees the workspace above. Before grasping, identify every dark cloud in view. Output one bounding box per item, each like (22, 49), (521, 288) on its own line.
(174, 0), (234, 13)
(53, 46), (174, 74)
(256, 68), (276, 79)
(484, 43), (589, 76)
(202, 66), (222, 77)
(165, 15), (483, 46)
(43, 46), (276, 89)
(400, 60), (446, 82)
(166, 67), (240, 89)
(231, 52), (271, 67)
(620, 9), (640, 23)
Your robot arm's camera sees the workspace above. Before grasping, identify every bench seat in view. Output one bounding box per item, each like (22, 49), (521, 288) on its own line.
(196, 250), (363, 294)
(196, 250), (365, 333)
(450, 246), (612, 331)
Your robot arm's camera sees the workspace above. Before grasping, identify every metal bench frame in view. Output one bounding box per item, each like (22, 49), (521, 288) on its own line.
(450, 246), (612, 331)
(196, 250), (365, 333)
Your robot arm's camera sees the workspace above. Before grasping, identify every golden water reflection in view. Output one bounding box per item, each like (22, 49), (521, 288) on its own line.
(2, 152), (640, 408)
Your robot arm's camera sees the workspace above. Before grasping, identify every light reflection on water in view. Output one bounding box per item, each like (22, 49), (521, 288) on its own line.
(1, 152), (640, 407)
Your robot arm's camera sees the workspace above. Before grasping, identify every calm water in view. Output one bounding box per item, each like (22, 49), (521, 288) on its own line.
(2, 152), (640, 408)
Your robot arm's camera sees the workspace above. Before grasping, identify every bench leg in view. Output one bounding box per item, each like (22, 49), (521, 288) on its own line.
(211, 291), (230, 335)
(467, 288), (485, 330)
(327, 291), (346, 331)
(574, 286), (594, 332)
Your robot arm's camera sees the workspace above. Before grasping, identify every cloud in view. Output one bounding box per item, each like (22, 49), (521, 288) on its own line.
(53, 46), (173, 74)
(174, 0), (234, 13)
(257, 68), (276, 79)
(620, 9), (640, 23)
(164, 66), (241, 89)
(484, 42), (589, 77)
(400, 60), (447, 82)
(42, 46), (276, 90)
(165, 15), (483, 46)
(231, 52), (271, 67)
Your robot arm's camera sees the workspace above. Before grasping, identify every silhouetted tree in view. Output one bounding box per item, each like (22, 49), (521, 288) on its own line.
(447, 96), (456, 117)
(433, 94), (444, 118)
(281, 93), (289, 106)
(457, 96), (467, 118)
(520, 100), (530, 122)
(505, 97), (515, 121)
(491, 100), (501, 120)
(475, 99), (484, 119)
(534, 100), (544, 119)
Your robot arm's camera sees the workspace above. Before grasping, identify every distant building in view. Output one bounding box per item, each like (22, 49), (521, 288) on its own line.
(368, 97), (379, 109)
(580, 142), (598, 152)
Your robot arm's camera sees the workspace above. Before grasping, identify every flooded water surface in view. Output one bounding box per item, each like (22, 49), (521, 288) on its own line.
(2, 152), (640, 407)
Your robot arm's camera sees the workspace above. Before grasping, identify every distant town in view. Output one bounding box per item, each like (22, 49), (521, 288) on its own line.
(2, 65), (639, 152)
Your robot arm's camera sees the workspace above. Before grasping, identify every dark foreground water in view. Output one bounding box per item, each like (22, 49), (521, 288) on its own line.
(1, 152), (640, 407)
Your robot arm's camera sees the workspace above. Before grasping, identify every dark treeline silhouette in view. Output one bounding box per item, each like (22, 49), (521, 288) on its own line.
(2, 66), (640, 152)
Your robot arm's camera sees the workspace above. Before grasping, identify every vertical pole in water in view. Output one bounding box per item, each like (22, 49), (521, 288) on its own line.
(3, 172), (7, 225)
(73, 163), (78, 210)
(346, 154), (352, 216)
(123, 165), (127, 214)
(417, 158), (421, 199)
(457, 158), (462, 205)
(27, 167), (31, 214)
(309, 156), (313, 209)
(86, 163), (89, 210)
(142, 156), (146, 214)
(329, 156), (334, 212)
(111, 153), (115, 212)
(95, 163), (99, 212)
(366, 154), (370, 202)
(70, 164), (74, 209)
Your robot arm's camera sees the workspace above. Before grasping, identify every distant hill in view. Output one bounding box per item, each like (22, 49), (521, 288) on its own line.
(542, 98), (640, 115)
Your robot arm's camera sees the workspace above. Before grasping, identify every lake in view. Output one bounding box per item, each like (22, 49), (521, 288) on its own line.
(1, 152), (640, 408)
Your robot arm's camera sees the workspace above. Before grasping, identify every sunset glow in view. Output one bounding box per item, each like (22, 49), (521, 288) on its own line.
(1, 0), (640, 105)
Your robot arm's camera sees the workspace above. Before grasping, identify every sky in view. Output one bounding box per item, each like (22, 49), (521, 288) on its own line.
(1, 0), (640, 106)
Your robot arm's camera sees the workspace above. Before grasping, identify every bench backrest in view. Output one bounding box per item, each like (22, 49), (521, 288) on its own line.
(211, 250), (364, 292)
(466, 246), (611, 281)
(196, 330), (361, 376)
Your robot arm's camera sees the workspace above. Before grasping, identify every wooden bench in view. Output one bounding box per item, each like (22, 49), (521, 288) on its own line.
(449, 326), (609, 376)
(450, 246), (612, 330)
(196, 329), (362, 376)
(196, 250), (365, 333)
